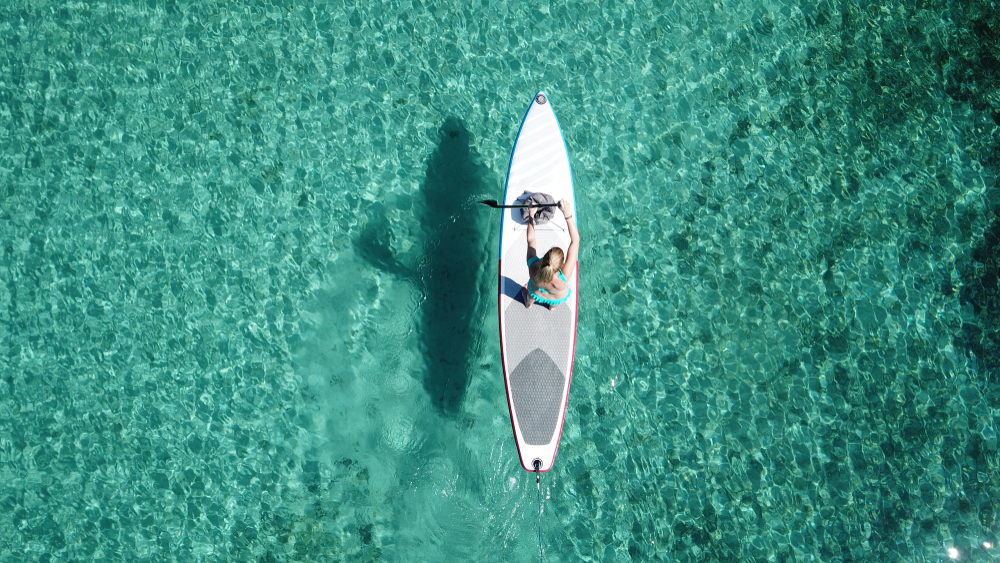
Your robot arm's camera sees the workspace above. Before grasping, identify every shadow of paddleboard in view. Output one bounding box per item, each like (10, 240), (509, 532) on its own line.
(356, 117), (493, 416)
(418, 117), (492, 415)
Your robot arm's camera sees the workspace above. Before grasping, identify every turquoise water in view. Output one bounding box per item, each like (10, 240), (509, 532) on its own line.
(2, 0), (1000, 561)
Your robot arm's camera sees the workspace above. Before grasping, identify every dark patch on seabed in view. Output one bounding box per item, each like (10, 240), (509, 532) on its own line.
(959, 211), (1000, 385)
(837, 0), (1000, 395)
(356, 117), (490, 415)
(417, 118), (491, 415)
(946, 4), (1000, 391)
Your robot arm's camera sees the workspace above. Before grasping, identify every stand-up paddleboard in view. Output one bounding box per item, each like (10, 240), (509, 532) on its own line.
(498, 91), (578, 473)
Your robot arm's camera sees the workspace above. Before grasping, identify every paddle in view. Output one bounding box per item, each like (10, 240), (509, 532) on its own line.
(478, 199), (559, 209)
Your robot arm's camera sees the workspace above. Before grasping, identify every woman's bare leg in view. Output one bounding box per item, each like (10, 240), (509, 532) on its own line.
(521, 284), (534, 309)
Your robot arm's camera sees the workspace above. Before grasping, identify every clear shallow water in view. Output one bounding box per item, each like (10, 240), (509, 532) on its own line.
(2, 0), (1000, 561)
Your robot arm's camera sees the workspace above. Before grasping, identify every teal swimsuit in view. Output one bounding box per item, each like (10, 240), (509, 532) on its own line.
(526, 257), (571, 306)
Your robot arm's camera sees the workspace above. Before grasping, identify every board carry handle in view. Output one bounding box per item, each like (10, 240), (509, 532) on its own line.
(478, 199), (559, 209)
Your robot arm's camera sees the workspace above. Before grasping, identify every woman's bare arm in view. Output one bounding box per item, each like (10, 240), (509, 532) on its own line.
(560, 200), (579, 279)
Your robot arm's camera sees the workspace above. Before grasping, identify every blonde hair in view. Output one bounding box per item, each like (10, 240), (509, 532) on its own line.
(532, 247), (565, 284)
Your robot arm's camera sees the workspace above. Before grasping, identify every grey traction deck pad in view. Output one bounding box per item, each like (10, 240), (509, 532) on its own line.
(503, 239), (573, 445)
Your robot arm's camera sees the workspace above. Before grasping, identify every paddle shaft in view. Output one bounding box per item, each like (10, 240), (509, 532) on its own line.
(482, 202), (559, 209)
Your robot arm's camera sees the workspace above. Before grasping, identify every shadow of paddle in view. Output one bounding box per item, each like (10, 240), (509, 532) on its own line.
(418, 117), (492, 416)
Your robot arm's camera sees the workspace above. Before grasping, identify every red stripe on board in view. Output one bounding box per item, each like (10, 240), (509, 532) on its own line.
(544, 264), (578, 472)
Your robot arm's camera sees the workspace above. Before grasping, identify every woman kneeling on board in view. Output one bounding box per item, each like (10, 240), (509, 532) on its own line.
(521, 199), (579, 309)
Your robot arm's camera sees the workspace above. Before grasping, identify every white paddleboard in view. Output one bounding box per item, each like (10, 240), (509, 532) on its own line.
(498, 91), (578, 473)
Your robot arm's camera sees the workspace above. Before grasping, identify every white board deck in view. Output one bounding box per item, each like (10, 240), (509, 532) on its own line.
(498, 91), (577, 473)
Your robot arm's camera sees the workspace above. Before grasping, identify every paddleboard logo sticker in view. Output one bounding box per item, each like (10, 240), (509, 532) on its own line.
(535, 93), (547, 105)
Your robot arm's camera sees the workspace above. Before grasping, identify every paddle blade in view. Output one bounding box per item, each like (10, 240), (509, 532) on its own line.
(478, 199), (501, 208)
